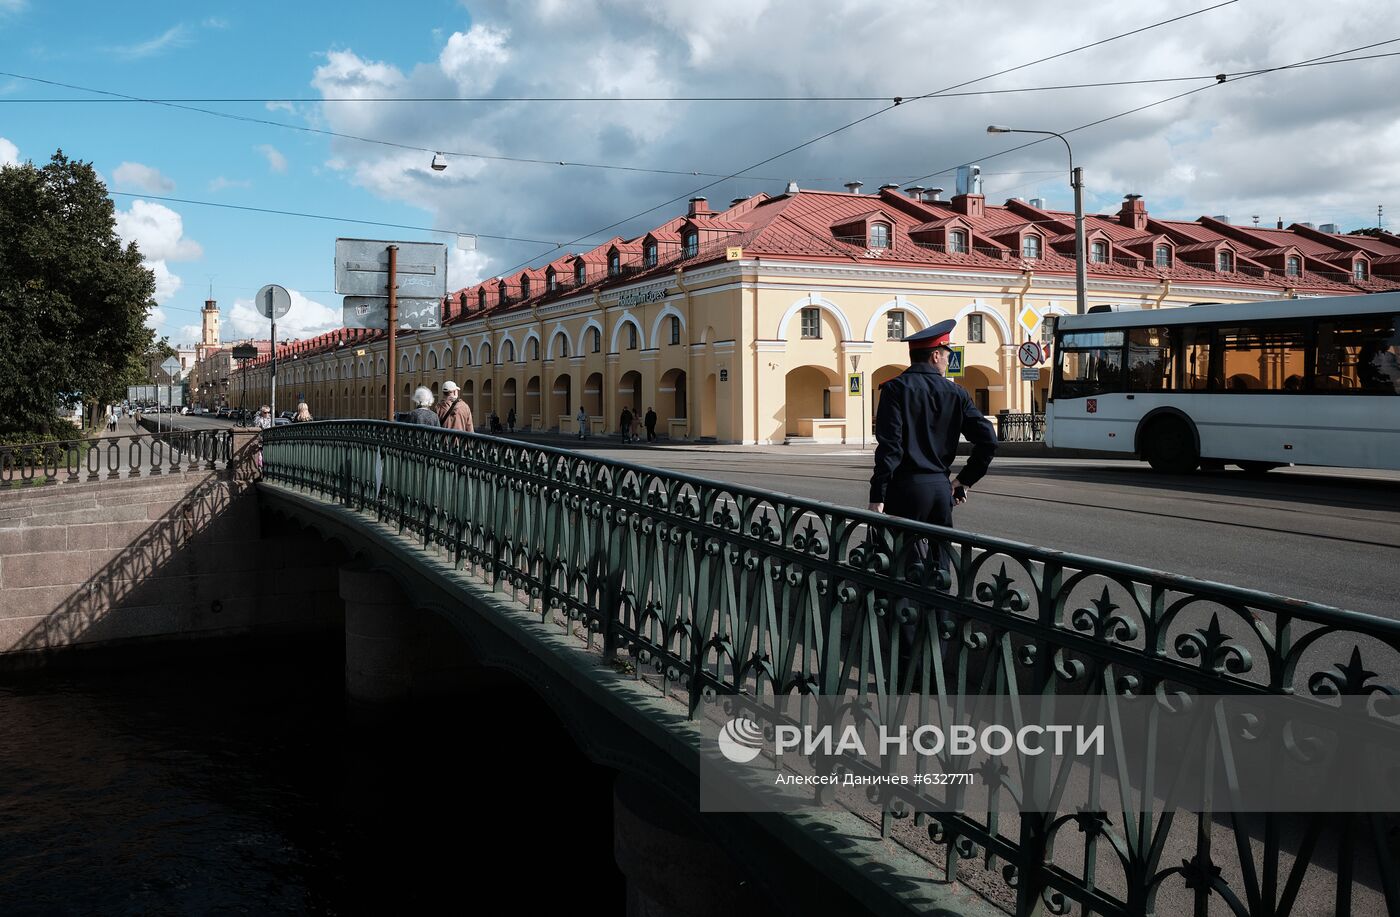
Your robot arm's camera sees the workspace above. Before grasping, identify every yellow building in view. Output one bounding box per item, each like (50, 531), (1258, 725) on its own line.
(236, 187), (1398, 441)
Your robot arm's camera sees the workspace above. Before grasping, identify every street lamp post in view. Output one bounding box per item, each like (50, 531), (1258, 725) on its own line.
(986, 126), (1087, 316)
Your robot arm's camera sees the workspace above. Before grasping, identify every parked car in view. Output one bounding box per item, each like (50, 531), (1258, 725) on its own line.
(216, 406), (231, 418)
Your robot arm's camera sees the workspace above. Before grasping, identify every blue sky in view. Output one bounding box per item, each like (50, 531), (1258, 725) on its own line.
(2, 0), (1397, 345)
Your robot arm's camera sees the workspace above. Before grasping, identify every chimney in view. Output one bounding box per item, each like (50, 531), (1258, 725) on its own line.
(905, 185), (926, 199)
(1211, 214), (1230, 224)
(687, 196), (710, 217)
(951, 192), (985, 219)
(1028, 197), (1046, 209)
(844, 180), (864, 194)
(784, 181), (800, 195)
(1118, 193), (1148, 231)
(878, 183), (899, 193)
(955, 164), (982, 196)
(927, 187), (944, 202)
(1277, 218), (1284, 229)
(730, 197), (749, 207)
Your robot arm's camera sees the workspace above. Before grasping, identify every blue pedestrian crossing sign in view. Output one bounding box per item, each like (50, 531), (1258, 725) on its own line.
(848, 373), (863, 396)
(947, 345), (965, 378)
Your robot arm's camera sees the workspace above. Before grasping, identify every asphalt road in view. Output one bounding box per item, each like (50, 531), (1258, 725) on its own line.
(560, 446), (1400, 619)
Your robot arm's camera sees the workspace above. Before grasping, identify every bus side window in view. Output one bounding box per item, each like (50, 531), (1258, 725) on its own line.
(1127, 327), (1173, 391)
(1215, 323), (1308, 392)
(1055, 330), (1124, 398)
(1180, 327), (1212, 391)
(1316, 315), (1400, 394)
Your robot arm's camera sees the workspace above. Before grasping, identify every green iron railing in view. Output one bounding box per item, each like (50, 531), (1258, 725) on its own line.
(261, 420), (1399, 917)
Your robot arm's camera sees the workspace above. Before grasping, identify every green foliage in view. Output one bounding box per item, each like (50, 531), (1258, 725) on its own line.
(0, 150), (158, 437)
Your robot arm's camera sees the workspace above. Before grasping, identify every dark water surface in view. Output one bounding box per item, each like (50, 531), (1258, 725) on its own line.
(0, 638), (623, 915)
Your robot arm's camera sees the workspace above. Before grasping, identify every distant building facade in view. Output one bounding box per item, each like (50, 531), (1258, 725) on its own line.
(235, 187), (1400, 443)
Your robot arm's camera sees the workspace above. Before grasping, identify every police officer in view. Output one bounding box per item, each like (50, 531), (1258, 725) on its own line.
(868, 319), (997, 528)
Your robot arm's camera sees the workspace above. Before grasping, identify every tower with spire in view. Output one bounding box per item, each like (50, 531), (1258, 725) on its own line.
(198, 296), (220, 360)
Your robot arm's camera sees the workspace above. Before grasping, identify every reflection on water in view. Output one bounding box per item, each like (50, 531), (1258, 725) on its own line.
(0, 638), (622, 914)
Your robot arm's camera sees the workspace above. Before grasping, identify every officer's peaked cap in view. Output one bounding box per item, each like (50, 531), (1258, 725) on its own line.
(903, 319), (958, 353)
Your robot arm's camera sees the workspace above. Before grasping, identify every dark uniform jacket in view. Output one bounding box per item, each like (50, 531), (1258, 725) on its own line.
(869, 363), (997, 503)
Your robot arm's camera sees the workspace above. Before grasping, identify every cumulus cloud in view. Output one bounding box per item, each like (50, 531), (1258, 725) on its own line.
(114, 161), (175, 194)
(256, 144), (288, 173)
(224, 289), (343, 340)
(298, 0), (1400, 275)
(0, 136), (18, 167)
(114, 200), (202, 318)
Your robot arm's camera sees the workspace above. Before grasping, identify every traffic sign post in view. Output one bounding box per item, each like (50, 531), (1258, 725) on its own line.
(946, 345), (965, 378)
(335, 239), (447, 421)
(255, 284), (292, 422)
(1018, 341), (1044, 368)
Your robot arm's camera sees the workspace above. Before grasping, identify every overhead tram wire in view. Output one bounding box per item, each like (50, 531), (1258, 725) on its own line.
(902, 36), (1400, 188)
(491, 0), (1241, 277)
(106, 191), (561, 246)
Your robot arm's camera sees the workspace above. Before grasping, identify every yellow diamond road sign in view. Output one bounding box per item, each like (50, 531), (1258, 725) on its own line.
(1018, 306), (1042, 337)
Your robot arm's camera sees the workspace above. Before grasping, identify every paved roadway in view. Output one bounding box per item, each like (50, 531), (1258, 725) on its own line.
(559, 445), (1400, 619)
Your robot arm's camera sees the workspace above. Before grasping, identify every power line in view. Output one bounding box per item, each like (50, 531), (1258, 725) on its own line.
(903, 37), (1400, 187)
(108, 190), (559, 245)
(493, 1), (1240, 276)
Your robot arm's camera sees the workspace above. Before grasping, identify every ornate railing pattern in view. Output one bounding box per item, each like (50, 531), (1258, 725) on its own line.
(995, 412), (1046, 443)
(261, 420), (1400, 917)
(0, 431), (232, 487)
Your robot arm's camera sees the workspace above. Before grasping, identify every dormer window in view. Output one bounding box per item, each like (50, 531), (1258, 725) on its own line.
(478, 289), (487, 311)
(575, 262), (587, 286)
(869, 222), (891, 249)
(1022, 235), (1041, 260)
(546, 268), (557, 292)
(1354, 259), (1369, 281)
(1090, 241), (1108, 263)
(1217, 250), (1234, 273)
(608, 251), (621, 276)
(948, 230), (968, 254)
(1154, 245), (1171, 268)
(498, 281), (510, 303)
(520, 276), (531, 299)
(644, 241), (658, 268)
(683, 231), (699, 258)
(1286, 255), (1301, 277)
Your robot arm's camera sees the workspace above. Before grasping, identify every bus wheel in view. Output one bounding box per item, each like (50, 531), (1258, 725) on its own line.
(1236, 461), (1280, 475)
(1142, 417), (1199, 473)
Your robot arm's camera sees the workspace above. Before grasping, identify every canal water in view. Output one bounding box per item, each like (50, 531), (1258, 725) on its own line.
(0, 637), (623, 914)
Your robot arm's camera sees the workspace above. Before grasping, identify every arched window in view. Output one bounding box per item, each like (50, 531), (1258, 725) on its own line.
(608, 251), (620, 276)
(683, 232), (698, 258)
(869, 222), (891, 249)
(1354, 259), (1369, 281)
(503, 341), (515, 363)
(575, 262), (586, 286)
(443, 348), (453, 368)
(529, 338), (540, 361)
(546, 268), (557, 292)
(1091, 241), (1108, 263)
(1154, 245), (1171, 268)
(481, 342), (492, 365)
(1217, 250), (1234, 273)
(1021, 235), (1041, 260)
(429, 350), (438, 370)
(461, 345), (472, 367)
(948, 230), (968, 254)
(644, 241), (658, 268)
(627, 324), (638, 350)
(669, 316), (681, 345)
(1286, 255), (1301, 277)
(590, 327), (601, 353)
(554, 334), (569, 358)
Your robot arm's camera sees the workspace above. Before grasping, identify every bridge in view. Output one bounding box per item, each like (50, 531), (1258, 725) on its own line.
(2, 422), (1397, 916)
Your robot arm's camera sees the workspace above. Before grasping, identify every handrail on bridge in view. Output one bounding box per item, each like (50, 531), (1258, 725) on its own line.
(0, 429), (233, 488)
(260, 420), (1399, 917)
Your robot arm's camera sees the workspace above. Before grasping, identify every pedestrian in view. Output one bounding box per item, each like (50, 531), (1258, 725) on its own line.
(644, 406), (657, 443)
(292, 402), (313, 423)
(506, 408), (516, 433)
(619, 406), (633, 442)
(436, 381), (474, 432)
(253, 405), (273, 430)
(576, 406), (588, 439)
(407, 387), (441, 426)
(868, 317), (997, 597)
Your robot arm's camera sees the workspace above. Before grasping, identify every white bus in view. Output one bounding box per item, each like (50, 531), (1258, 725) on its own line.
(1045, 291), (1400, 473)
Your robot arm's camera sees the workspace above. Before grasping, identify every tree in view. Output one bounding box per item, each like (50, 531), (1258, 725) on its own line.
(0, 150), (158, 437)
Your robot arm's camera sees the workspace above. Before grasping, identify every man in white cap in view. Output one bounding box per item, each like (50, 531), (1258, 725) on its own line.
(436, 381), (474, 432)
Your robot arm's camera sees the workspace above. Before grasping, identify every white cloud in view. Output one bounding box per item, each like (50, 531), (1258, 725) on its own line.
(146, 305), (167, 333)
(255, 143), (288, 173)
(209, 176), (252, 191)
(114, 200), (203, 262)
(301, 1), (1400, 272)
(225, 289), (343, 340)
(0, 136), (18, 167)
(113, 161), (175, 194)
(265, 100), (294, 113)
(111, 24), (190, 59)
